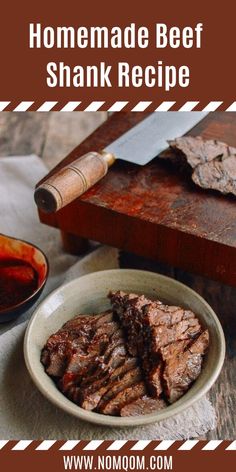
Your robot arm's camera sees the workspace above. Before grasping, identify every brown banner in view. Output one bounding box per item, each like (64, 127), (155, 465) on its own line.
(0, 441), (236, 472)
(0, 0), (235, 109)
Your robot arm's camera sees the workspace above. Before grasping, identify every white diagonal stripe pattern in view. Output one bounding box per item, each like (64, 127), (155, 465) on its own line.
(12, 440), (33, 450)
(0, 100), (236, 112)
(107, 440), (128, 450)
(0, 440), (9, 449)
(155, 440), (175, 450)
(202, 101), (223, 111)
(13, 101), (34, 111)
(202, 440), (223, 450)
(108, 101), (128, 111)
(131, 440), (151, 450)
(3, 439), (236, 451)
(0, 101), (10, 111)
(226, 440), (236, 450)
(84, 101), (105, 111)
(178, 440), (199, 450)
(60, 102), (81, 111)
(155, 101), (176, 111)
(36, 440), (57, 450)
(131, 101), (152, 112)
(37, 101), (58, 112)
(178, 101), (199, 111)
(59, 441), (80, 450)
(226, 101), (236, 111)
(83, 440), (104, 450)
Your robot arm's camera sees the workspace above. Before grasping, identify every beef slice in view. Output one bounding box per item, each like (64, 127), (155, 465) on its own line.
(167, 136), (236, 196)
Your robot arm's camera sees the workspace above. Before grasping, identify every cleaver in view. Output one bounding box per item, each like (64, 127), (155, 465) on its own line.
(34, 112), (207, 213)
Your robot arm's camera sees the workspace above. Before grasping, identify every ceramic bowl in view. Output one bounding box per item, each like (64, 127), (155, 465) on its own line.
(24, 269), (225, 427)
(0, 234), (49, 323)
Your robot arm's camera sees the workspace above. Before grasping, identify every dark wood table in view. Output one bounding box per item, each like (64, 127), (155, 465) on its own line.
(39, 112), (236, 287)
(1, 112), (235, 438)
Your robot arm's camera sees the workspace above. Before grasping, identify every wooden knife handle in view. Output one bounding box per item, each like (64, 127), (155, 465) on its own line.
(34, 151), (115, 213)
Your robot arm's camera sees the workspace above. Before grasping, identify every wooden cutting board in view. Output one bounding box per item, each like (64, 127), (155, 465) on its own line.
(38, 112), (236, 286)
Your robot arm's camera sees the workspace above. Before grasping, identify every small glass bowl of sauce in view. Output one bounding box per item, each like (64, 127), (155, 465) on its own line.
(0, 234), (49, 322)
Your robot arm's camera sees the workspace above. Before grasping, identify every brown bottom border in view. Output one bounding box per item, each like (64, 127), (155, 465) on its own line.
(0, 440), (235, 472)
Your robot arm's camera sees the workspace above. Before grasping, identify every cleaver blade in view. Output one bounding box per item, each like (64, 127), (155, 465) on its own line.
(34, 111), (208, 213)
(105, 111), (208, 165)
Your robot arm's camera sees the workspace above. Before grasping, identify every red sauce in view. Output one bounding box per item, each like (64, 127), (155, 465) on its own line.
(0, 258), (39, 310)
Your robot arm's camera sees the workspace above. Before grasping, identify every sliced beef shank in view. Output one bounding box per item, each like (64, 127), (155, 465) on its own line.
(161, 331), (209, 403)
(100, 381), (147, 415)
(120, 396), (167, 416)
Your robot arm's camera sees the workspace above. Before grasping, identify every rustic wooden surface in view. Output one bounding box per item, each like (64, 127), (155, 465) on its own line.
(0, 112), (235, 439)
(39, 112), (236, 286)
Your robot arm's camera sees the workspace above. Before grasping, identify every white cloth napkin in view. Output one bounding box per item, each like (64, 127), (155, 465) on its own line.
(0, 155), (216, 439)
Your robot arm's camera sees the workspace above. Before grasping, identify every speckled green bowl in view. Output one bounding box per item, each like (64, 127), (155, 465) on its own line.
(24, 269), (225, 427)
